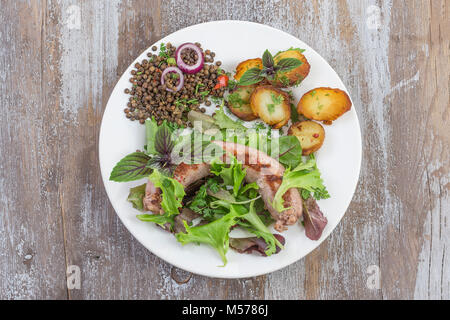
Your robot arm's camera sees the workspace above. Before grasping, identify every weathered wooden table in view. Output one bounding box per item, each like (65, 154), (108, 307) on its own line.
(0, 0), (448, 300)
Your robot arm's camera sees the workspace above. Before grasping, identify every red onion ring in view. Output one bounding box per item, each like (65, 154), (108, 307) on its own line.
(160, 66), (184, 92)
(175, 43), (204, 74)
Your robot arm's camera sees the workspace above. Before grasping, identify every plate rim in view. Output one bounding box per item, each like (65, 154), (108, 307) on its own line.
(99, 20), (362, 279)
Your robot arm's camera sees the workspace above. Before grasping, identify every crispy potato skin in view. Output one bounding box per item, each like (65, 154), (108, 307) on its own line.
(250, 85), (291, 129)
(227, 85), (258, 121)
(297, 87), (352, 123)
(270, 49), (310, 88)
(288, 121), (325, 155)
(234, 58), (263, 82)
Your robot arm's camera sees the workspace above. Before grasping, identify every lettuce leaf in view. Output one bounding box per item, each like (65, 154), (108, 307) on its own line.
(213, 105), (247, 130)
(272, 155), (329, 212)
(210, 156), (246, 197)
(237, 202), (283, 256)
(137, 212), (174, 229)
(127, 183), (147, 211)
(148, 169), (185, 217)
(175, 205), (242, 265)
(277, 136), (302, 168)
(145, 117), (159, 155)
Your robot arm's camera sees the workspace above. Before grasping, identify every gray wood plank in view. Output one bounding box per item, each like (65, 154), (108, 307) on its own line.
(0, 0), (68, 299)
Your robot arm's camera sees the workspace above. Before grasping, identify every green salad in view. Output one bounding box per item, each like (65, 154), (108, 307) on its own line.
(110, 106), (330, 265)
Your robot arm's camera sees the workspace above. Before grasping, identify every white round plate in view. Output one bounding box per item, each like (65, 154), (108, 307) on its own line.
(99, 21), (362, 278)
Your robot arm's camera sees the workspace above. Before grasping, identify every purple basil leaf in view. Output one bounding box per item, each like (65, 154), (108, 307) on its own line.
(262, 49), (274, 68)
(154, 123), (174, 155)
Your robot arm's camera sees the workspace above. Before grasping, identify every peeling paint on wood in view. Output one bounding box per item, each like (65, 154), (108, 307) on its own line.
(0, 0), (448, 299)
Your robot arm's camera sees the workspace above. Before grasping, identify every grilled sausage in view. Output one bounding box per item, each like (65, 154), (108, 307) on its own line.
(143, 142), (302, 232)
(212, 141), (302, 231)
(143, 163), (210, 213)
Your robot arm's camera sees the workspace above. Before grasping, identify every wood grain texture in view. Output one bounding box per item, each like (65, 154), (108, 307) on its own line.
(0, 0), (448, 299)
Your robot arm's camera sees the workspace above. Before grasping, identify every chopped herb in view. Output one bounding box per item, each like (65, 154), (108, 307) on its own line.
(227, 79), (238, 90)
(187, 98), (199, 104)
(227, 92), (246, 108)
(175, 98), (199, 107)
(195, 83), (205, 94)
(253, 122), (268, 130)
(267, 104), (275, 114)
(271, 92), (284, 105)
(199, 90), (210, 97)
(211, 96), (224, 105)
(280, 75), (290, 86)
(167, 57), (176, 65)
(159, 42), (169, 58)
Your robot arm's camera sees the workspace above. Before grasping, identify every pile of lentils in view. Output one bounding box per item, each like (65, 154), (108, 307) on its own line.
(123, 42), (227, 126)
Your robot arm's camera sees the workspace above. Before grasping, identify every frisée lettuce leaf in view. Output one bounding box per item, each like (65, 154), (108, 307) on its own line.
(175, 205), (242, 266)
(272, 155), (329, 212)
(148, 169), (185, 217)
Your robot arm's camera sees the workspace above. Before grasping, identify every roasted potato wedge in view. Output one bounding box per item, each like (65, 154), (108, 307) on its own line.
(288, 121), (325, 155)
(234, 58), (263, 82)
(270, 49), (310, 88)
(227, 85), (258, 121)
(250, 86), (291, 129)
(297, 87), (352, 123)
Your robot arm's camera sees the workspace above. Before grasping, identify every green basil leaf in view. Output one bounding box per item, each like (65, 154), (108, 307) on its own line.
(109, 152), (152, 182)
(276, 58), (303, 72)
(238, 67), (264, 86)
